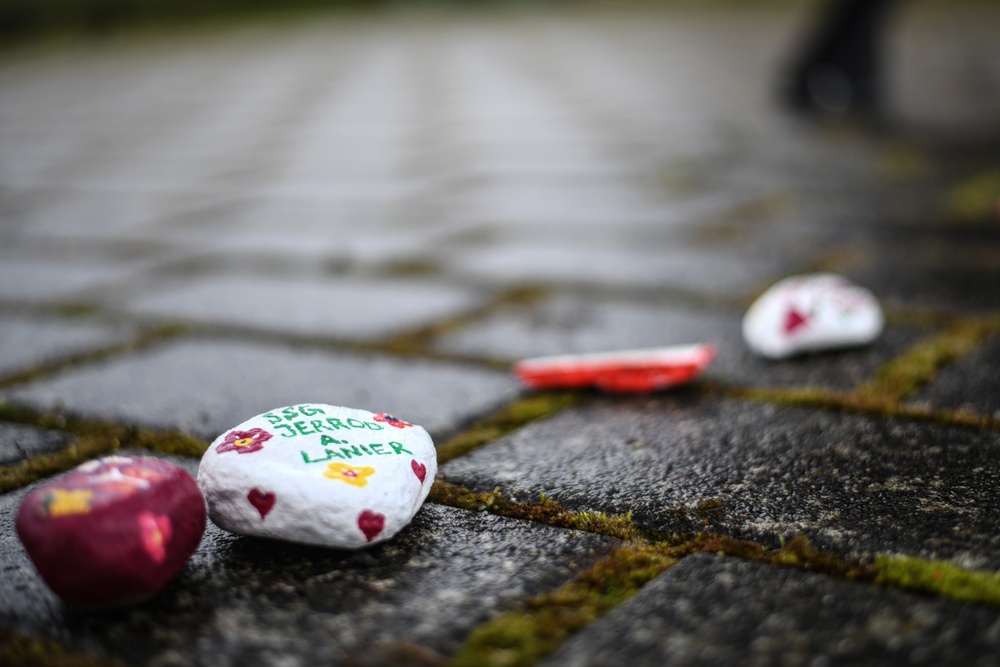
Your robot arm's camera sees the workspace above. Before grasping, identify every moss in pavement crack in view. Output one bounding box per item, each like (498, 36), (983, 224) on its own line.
(448, 541), (683, 667)
(0, 629), (123, 667)
(428, 481), (646, 542)
(435, 392), (581, 464)
(0, 324), (189, 391)
(0, 403), (207, 493)
(855, 316), (1000, 407)
(875, 554), (1000, 607)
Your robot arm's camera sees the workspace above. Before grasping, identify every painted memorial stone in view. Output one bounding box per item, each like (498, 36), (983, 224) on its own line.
(197, 403), (437, 549)
(16, 456), (207, 607)
(514, 344), (716, 392)
(742, 273), (884, 359)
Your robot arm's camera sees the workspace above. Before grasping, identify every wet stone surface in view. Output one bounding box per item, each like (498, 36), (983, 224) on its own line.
(3, 339), (520, 439)
(0, 317), (130, 377)
(543, 554), (1000, 667)
(908, 332), (1000, 420)
(442, 395), (1000, 569)
(838, 225), (1000, 314)
(1, 455), (617, 666)
(439, 243), (792, 296)
(120, 275), (484, 340)
(433, 294), (927, 391)
(0, 422), (73, 466)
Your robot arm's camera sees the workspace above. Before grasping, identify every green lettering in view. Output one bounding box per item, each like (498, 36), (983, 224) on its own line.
(310, 419), (329, 433)
(326, 418), (347, 430)
(276, 424), (296, 438)
(264, 413), (282, 426)
(281, 407), (299, 422)
(370, 443), (387, 455)
(346, 418), (366, 429)
(360, 445), (373, 455)
(321, 434), (346, 447)
(300, 405), (326, 416)
(339, 445), (364, 459)
(366, 422), (384, 430)
(301, 449), (338, 463)
(294, 421), (314, 436)
(389, 441), (413, 455)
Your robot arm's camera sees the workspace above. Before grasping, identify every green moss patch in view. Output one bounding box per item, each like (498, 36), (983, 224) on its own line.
(947, 168), (1000, 224)
(435, 392), (581, 464)
(448, 541), (682, 667)
(0, 323), (189, 391)
(876, 555), (1000, 607)
(429, 482), (645, 542)
(856, 317), (1000, 407)
(447, 533), (880, 667)
(734, 383), (1000, 432)
(0, 629), (122, 667)
(0, 403), (207, 493)
(381, 285), (550, 357)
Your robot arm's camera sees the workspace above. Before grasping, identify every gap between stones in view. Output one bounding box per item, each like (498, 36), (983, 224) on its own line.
(0, 403), (206, 494)
(0, 629), (123, 667)
(0, 323), (190, 392)
(434, 482), (1000, 667)
(727, 313), (1000, 430)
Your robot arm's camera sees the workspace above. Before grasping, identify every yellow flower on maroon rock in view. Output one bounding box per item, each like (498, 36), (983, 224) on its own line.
(324, 462), (376, 487)
(45, 489), (94, 517)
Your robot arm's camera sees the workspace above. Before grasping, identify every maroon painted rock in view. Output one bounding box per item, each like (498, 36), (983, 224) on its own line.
(16, 455), (206, 607)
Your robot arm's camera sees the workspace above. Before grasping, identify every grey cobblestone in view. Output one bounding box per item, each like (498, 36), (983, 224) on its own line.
(544, 554), (1000, 667)
(0, 422), (72, 465)
(4, 339), (519, 439)
(442, 396), (1000, 568)
(0, 316), (130, 377)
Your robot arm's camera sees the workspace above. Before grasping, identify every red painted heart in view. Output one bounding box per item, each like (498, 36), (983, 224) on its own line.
(138, 512), (172, 564)
(784, 307), (809, 334)
(357, 510), (385, 543)
(411, 459), (427, 484)
(247, 488), (276, 520)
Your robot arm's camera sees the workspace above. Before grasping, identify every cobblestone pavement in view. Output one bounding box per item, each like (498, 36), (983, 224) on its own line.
(2, 3), (1000, 666)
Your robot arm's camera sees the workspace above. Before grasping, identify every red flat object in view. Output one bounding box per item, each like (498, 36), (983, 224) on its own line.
(513, 344), (716, 392)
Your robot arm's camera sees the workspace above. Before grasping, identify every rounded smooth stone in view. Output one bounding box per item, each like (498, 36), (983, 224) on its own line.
(742, 273), (884, 359)
(197, 403), (437, 549)
(16, 455), (207, 607)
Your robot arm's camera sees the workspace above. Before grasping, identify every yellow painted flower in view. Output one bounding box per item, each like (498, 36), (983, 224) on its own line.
(46, 489), (94, 517)
(324, 462), (375, 487)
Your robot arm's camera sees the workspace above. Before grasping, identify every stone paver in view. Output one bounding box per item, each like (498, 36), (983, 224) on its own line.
(119, 276), (485, 339)
(442, 395), (1000, 569)
(0, 258), (138, 301)
(0, 316), (130, 377)
(0, 455), (616, 666)
(0, 423), (72, 466)
(909, 332), (1000, 420)
(4, 339), (520, 439)
(439, 243), (791, 296)
(545, 554), (1000, 667)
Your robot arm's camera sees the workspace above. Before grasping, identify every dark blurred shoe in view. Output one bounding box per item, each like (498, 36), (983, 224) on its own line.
(782, 0), (900, 117)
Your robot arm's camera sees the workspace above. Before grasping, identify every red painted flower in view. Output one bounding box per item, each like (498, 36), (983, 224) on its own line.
(216, 428), (273, 455)
(373, 413), (412, 429)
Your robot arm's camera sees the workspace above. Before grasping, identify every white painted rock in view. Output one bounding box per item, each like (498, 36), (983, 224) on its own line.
(197, 404), (436, 549)
(742, 273), (884, 359)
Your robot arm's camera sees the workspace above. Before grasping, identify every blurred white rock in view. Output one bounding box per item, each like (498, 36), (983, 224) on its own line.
(742, 273), (884, 359)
